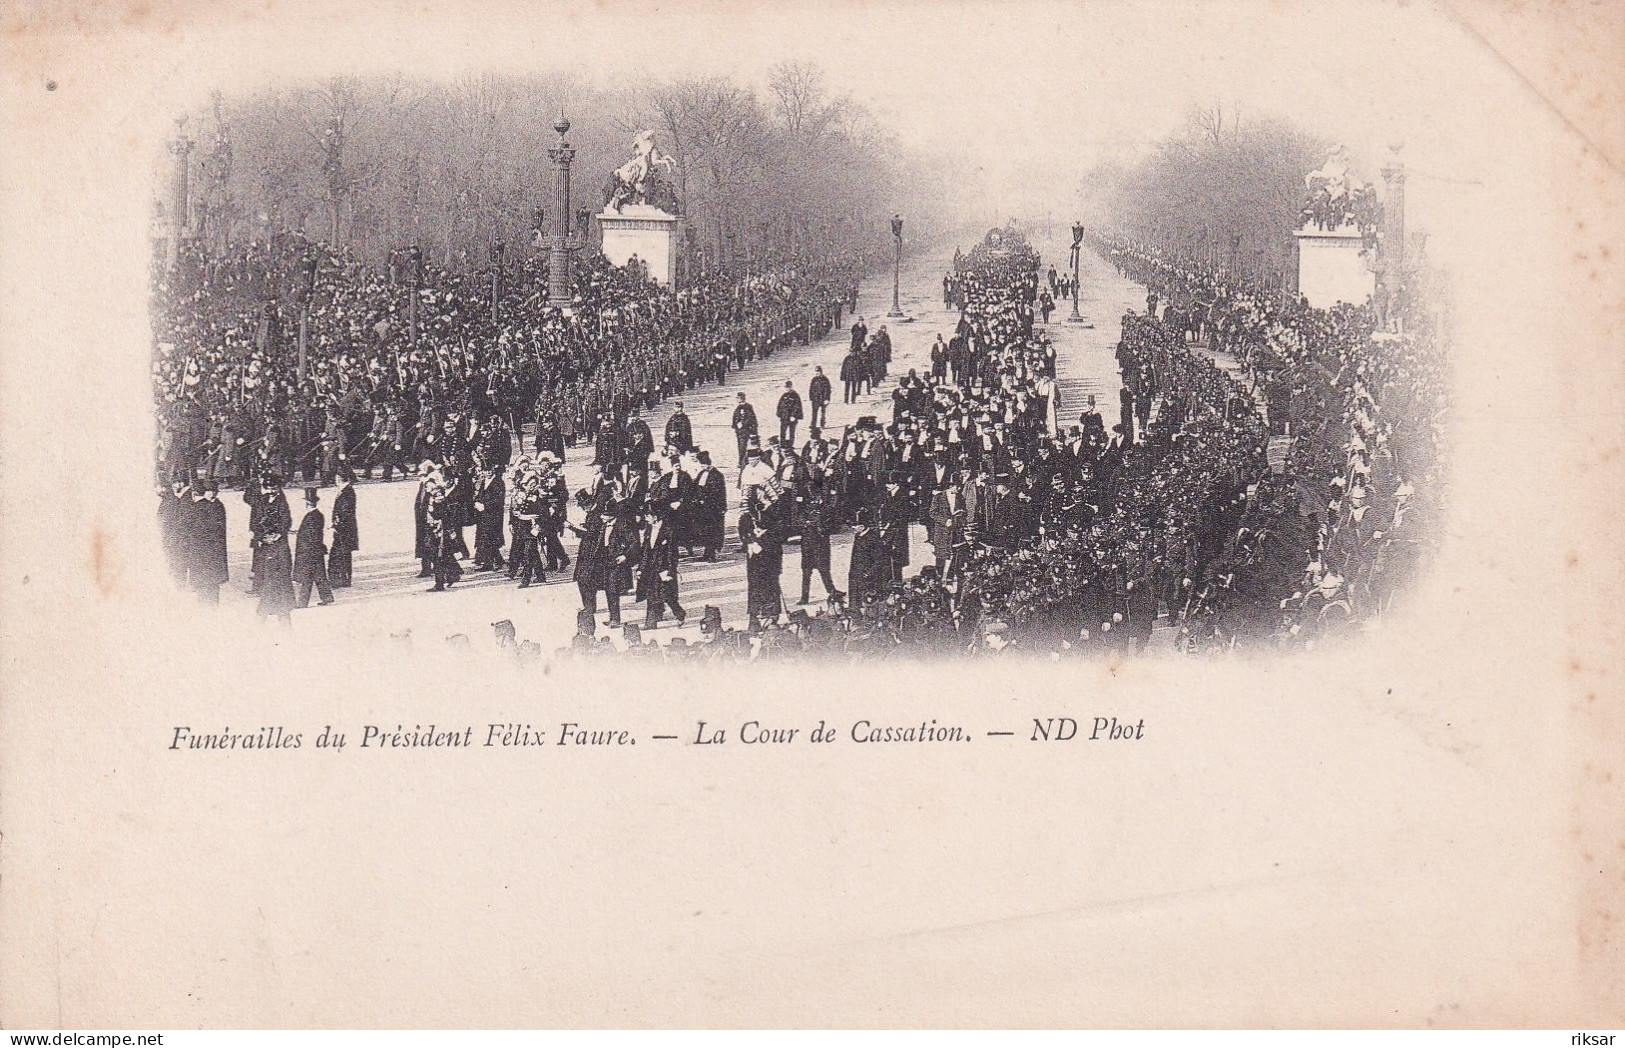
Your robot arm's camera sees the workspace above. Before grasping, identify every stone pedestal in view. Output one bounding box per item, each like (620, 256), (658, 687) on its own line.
(597, 204), (678, 286)
(1294, 224), (1375, 309)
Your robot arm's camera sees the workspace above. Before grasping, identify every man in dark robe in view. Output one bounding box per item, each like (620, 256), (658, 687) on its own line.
(183, 478), (229, 604)
(471, 465), (507, 571)
(254, 475), (295, 624)
(846, 507), (892, 608)
(572, 500), (637, 627)
(158, 477), (190, 585)
(413, 468), (438, 578)
(692, 451), (727, 560)
(624, 410), (655, 477)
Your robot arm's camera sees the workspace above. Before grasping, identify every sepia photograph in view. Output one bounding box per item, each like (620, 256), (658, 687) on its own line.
(1, 0), (1621, 1031)
(144, 38), (1443, 661)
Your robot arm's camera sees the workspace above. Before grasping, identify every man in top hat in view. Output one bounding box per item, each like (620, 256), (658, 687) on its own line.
(293, 487), (336, 608)
(328, 468), (359, 587)
(637, 504), (686, 630)
(739, 493), (784, 633)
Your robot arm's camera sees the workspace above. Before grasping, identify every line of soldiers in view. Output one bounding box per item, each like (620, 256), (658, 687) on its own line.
(155, 232), (869, 498)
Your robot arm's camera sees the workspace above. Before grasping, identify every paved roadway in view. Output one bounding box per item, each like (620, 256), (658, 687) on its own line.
(207, 232), (1146, 651)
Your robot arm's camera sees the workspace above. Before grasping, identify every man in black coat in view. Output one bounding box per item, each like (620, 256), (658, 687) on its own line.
(158, 477), (190, 585)
(740, 499), (784, 632)
(183, 478), (229, 604)
(796, 473), (842, 605)
(807, 366), (832, 429)
(835, 349), (858, 405)
(849, 316), (868, 354)
(846, 506), (893, 607)
(293, 488), (335, 608)
(637, 509), (686, 629)
(328, 470), (359, 587)
(572, 501), (637, 627)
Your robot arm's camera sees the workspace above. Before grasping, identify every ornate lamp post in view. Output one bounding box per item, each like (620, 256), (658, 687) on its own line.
(887, 213), (904, 318)
(296, 252), (318, 381)
(164, 116), (194, 272)
(406, 244), (424, 347)
(490, 238), (505, 323)
(1379, 140), (1407, 331)
(545, 116), (579, 311)
(1067, 221), (1092, 327)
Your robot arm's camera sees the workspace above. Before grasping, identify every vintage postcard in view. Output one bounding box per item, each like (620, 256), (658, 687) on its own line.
(0, 0), (1620, 1029)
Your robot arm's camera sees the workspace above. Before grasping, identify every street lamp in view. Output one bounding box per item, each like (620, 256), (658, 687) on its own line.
(887, 213), (904, 318)
(490, 238), (505, 324)
(1067, 221), (1092, 327)
(545, 115), (579, 311)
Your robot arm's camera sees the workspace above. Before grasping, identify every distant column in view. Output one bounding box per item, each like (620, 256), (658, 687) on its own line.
(547, 117), (576, 310)
(165, 118), (194, 272)
(1380, 141), (1407, 329)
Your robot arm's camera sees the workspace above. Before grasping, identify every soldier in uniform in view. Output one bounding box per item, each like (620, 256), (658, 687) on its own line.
(808, 366), (832, 429)
(731, 392), (758, 472)
(663, 401), (692, 455)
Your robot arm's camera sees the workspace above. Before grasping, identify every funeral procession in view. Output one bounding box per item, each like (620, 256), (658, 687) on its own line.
(151, 69), (1445, 665)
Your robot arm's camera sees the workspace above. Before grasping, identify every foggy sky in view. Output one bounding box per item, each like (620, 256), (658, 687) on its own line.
(115, 0), (1562, 267)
